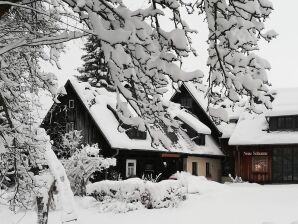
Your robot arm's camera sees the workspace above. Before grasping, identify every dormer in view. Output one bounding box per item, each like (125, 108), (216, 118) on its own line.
(107, 105), (147, 140)
(180, 97), (193, 109)
(268, 115), (298, 131)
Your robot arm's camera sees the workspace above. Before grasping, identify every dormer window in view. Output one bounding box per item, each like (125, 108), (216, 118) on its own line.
(229, 118), (238, 124)
(180, 97), (193, 109)
(106, 105), (147, 140)
(194, 134), (205, 146)
(179, 120), (205, 145)
(269, 116), (298, 131)
(126, 128), (147, 140)
(69, 99), (74, 108)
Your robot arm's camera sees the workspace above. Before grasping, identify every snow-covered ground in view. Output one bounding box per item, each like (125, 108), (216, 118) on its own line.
(1, 182), (298, 224)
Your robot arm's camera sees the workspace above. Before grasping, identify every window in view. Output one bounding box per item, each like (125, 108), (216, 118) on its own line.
(270, 116), (298, 131)
(69, 99), (74, 108)
(179, 119), (205, 145)
(180, 97), (193, 109)
(229, 118), (238, 123)
(126, 159), (136, 177)
(66, 122), (74, 133)
(194, 134), (205, 146)
(252, 156), (268, 173)
(192, 162), (198, 176)
(273, 148), (298, 182)
(126, 128), (147, 140)
(206, 162), (211, 177)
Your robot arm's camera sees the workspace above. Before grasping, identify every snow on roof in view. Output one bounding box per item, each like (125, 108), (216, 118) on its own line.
(184, 82), (208, 110)
(166, 101), (211, 135)
(229, 113), (298, 145)
(67, 79), (223, 156)
(191, 135), (224, 156)
(229, 88), (298, 145)
(183, 82), (242, 137)
(265, 88), (298, 117)
(90, 95), (156, 150)
(217, 122), (237, 138)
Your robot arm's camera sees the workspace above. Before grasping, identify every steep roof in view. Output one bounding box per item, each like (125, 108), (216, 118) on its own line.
(229, 88), (298, 145)
(172, 82), (222, 138)
(66, 79), (223, 156)
(173, 82), (243, 139)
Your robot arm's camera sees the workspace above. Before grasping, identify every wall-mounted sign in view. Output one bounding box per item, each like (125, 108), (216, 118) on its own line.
(160, 153), (180, 158)
(243, 151), (268, 156)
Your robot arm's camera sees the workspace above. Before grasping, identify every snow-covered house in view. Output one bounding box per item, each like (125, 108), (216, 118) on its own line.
(42, 79), (224, 181)
(227, 88), (298, 183)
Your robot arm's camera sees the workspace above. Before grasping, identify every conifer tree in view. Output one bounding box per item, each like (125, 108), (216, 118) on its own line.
(77, 35), (111, 87)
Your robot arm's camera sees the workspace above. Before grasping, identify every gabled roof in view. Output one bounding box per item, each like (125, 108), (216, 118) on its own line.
(64, 79), (223, 156)
(229, 113), (298, 145)
(229, 88), (298, 146)
(171, 82), (223, 137)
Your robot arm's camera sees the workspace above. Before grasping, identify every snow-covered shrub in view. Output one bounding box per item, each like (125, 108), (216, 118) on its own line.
(64, 144), (116, 196)
(145, 180), (186, 209)
(86, 178), (186, 213)
(61, 130), (83, 158)
(173, 172), (226, 194)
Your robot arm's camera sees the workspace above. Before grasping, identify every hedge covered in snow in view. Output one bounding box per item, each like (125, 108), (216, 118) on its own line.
(85, 172), (227, 213)
(86, 178), (187, 213)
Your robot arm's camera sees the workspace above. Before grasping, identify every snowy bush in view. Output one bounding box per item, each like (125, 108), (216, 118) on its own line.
(86, 178), (186, 213)
(61, 130), (83, 158)
(173, 172), (226, 194)
(145, 180), (186, 209)
(64, 144), (116, 196)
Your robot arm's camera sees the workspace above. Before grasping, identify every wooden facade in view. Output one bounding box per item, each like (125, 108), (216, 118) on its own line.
(42, 81), (113, 157)
(233, 145), (298, 183)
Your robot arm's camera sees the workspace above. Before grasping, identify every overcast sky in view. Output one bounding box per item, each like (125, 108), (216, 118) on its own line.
(42, 1), (298, 90)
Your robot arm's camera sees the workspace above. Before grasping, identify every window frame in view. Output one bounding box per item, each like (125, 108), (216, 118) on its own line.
(252, 156), (269, 173)
(206, 162), (211, 177)
(126, 159), (137, 178)
(69, 99), (75, 109)
(194, 134), (205, 146)
(192, 162), (198, 176)
(66, 122), (75, 133)
(180, 97), (193, 109)
(269, 115), (298, 131)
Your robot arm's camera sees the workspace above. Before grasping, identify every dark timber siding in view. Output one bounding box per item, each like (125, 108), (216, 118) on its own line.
(42, 81), (112, 156)
(234, 144), (298, 183)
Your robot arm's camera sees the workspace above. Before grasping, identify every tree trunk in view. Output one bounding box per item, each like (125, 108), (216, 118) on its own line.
(36, 181), (56, 224)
